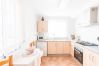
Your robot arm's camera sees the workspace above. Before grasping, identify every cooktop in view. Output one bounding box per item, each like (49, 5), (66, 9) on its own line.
(76, 41), (98, 46)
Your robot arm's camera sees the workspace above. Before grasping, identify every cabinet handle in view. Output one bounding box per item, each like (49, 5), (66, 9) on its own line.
(89, 55), (91, 60)
(92, 56), (94, 62)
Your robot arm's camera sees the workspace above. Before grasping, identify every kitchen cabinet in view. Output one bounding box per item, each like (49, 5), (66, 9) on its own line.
(76, 7), (98, 27)
(83, 48), (99, 66)
(56, 42), (64, 54)
(48, 41), (56, 54)
(63, 41), (71, 54)
(71, 41), (74, 57)
(37, 18), (48, 33)
(48, 41), (71, 55)
(37, 41), (47, 56)
(90, 7), (98, 24)
(96, 55), (99, 66)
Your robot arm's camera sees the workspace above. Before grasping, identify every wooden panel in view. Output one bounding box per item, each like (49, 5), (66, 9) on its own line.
(63, 41), (71, 54)
(56, 41), (64, 54)
(42, 21), (48, 32)
(48, 41), (56, 54)
(37, 21), (42, 33)
(37, 21), (48, 33)
(48, 41), (71, 55)
(71, 41), (74, 57)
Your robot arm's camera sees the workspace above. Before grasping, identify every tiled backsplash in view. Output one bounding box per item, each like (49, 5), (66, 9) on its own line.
(76, 25), (99, 45)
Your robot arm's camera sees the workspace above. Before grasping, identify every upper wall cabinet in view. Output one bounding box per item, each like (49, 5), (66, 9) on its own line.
(37, 17), (48, 33)
(76, 6), (99, 27)
(90, 7), (98, 24)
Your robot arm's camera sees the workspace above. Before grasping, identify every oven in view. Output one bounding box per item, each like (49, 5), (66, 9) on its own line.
(74, 41), (98, 64)
(74, 47), (83, 64)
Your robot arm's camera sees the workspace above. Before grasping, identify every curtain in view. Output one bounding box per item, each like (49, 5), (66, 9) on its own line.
(0, 0), (23, 58)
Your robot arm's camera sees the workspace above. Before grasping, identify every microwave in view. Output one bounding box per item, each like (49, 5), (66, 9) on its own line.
(38, 36), (44, 40)
(37, 33), (44, 40)
(37, 33), (47, 40)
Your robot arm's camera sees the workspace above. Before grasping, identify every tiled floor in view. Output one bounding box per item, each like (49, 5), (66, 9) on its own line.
(41, 55), (82, 66)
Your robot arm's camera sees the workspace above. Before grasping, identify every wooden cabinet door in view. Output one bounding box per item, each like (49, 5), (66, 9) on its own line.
(63, 41), (71, 54)
(48, 41), (56, 54)
(71, 41), (74, 57)
(37, 21), (42, 33)
(56, 42), (64, 54)
(42, 21), (48, 32)
(37, 21), (48, 33)
(48, 41), (71, 55)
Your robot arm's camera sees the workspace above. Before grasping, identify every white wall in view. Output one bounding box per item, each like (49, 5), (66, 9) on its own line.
(76, 26), (99, 45)
(76, 7), (99, 45)
(19, 0), (77, 46)
(21, 0), (37, 47)
(48, 17), (68, 38)
(76, 9), (90, 27)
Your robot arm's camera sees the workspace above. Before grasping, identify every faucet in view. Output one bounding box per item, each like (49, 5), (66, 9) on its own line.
(97, 37), (99, 41)
(97, 37), (99, 47)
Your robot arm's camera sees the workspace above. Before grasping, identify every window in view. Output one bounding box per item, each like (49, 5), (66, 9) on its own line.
(48, 17), (68, 38)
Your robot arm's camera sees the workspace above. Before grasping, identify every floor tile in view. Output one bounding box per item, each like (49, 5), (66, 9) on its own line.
(41, 55), (82, 66)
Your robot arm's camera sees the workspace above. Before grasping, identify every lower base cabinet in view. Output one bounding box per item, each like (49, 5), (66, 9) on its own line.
(83, 48), (99, 66)
(37, 41), (47, 56)
(48, 41), (71, 55)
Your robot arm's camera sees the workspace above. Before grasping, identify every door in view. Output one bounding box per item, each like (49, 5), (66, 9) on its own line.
(42, 21), (48, 32)
(48, 41), (56, 54)
(37, 21), (48, 33)
(56, 41), (64, 54)
(63, 41), (71, 54)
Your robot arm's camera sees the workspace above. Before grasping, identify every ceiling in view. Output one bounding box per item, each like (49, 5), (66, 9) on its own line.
(21, 0), (99, 18)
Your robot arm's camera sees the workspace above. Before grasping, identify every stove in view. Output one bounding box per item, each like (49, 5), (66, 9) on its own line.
(74, 41), (98, 64)
(76, 41), (98, 46)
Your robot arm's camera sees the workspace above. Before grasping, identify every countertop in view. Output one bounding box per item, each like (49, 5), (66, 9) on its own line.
(84, 46), (99, 54)
(75, 42), (99, 54)
(37, 38), (73, 42)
